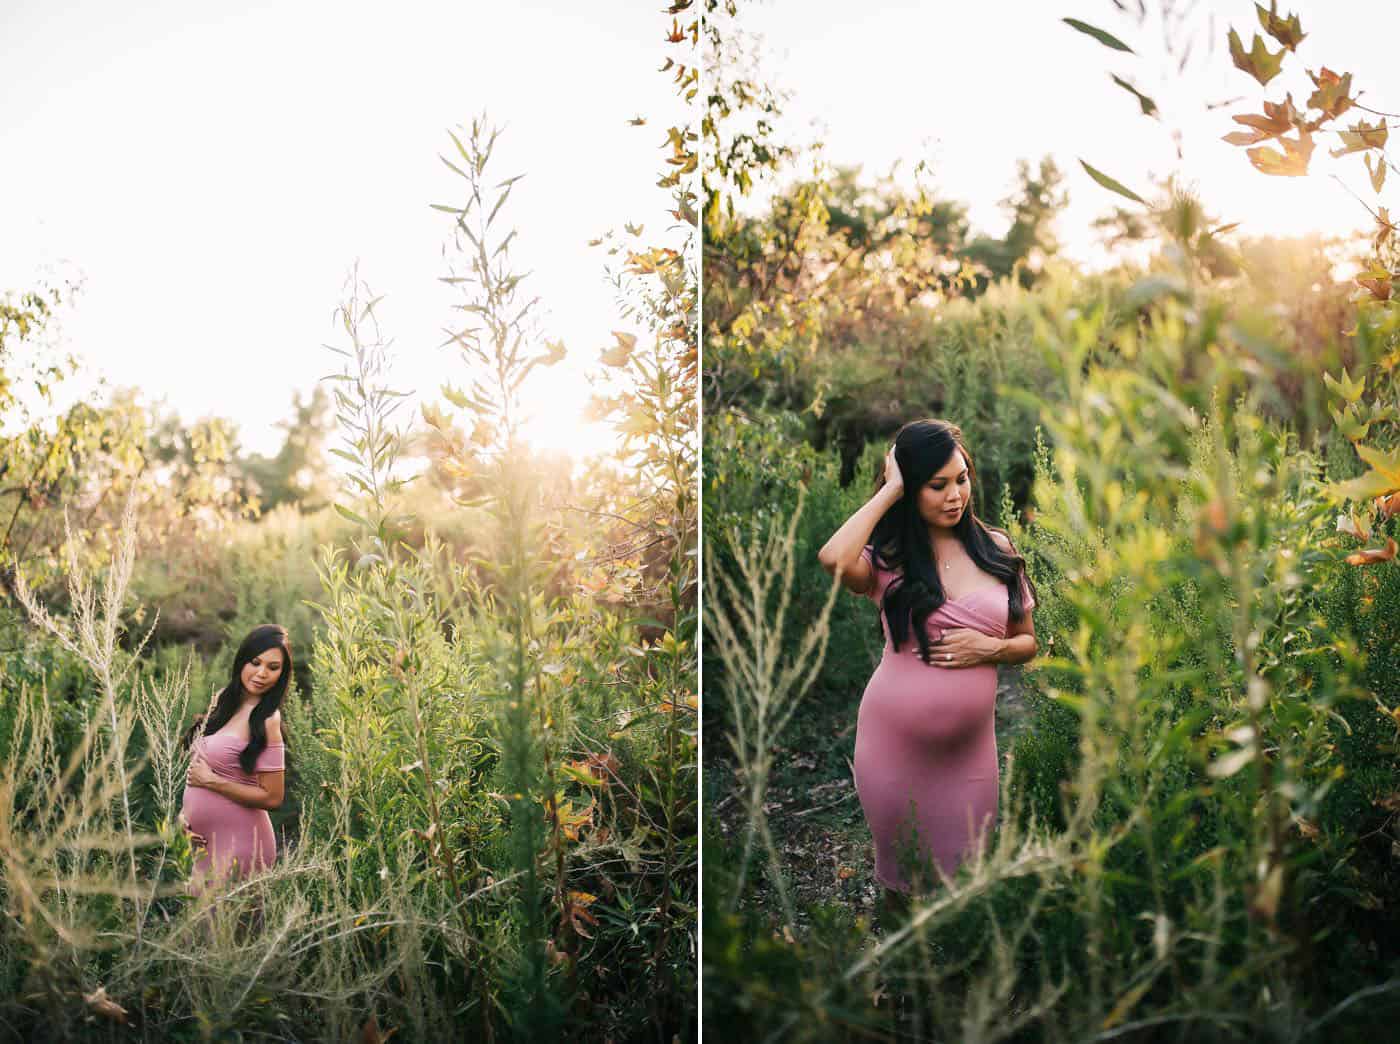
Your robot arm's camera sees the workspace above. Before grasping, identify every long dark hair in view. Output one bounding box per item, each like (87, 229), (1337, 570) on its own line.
(869, 419), (1037, 663)
(183, 624), (293, 775)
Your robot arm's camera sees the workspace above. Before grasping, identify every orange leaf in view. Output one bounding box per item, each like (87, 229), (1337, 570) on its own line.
(1247, 129), (1315, 176)
(358, 1017), (397, 1044)
(586, 750), (622, 779)
(1226, 95), (1298, 146)
(600, 331), (637, 367)
(1306, 66), (1351, 119)
(83, 988), (128, 1024)
(1344, 536), (1398, 566)
(1377, 490), (1400, 519)
(566, 890), (600, 937)
(1357, 275), (1392, 301)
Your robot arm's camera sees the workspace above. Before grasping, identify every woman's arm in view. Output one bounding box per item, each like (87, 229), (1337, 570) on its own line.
(192, 769), (285, 811)
(931, 533), (1038, 666)
(817, 448), (904, 595)
(928, 629), (1037, 667)
(187, 714), (285, 810)
(984, 633), (1037, 665)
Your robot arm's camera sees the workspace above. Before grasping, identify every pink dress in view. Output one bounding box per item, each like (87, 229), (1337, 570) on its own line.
(181, 732), (285, 888)
(853, 546), (1035, 891)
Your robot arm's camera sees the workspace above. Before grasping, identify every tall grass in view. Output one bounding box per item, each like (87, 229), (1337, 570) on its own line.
(1, 501), (468, 1041)
(704, 278), (1400, 1040)
(0, 115), (696, 1044)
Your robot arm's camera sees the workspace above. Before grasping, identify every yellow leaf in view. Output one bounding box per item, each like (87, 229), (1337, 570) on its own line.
(1101, 978), (1154, 1031)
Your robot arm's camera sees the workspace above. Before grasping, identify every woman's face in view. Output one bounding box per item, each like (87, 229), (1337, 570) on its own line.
(240, 648), (285, 700)
(914, 448), (970, 530)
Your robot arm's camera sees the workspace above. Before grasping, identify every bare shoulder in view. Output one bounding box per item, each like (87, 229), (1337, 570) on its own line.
(837, 545), (878, 597)
(988, 528), (1015, 554)
(265, 711), (284, 743)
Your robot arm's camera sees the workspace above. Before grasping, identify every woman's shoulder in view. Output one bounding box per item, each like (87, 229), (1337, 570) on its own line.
(862, 542), (899, 569)
(264, 711), (284, 744)
(987, 528), (1014, 553)
(860, 544), (901, 601)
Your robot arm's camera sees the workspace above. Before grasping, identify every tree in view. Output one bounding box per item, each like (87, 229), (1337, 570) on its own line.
(240, 385), (337, 512)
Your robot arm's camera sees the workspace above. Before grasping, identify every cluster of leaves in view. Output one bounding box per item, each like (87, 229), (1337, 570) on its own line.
(1064, 2), (1400, 569)
(1213, 4), (1400, 564)
(702, 4), (1070, 421)
(0, 290), (342, 611)
(704, 158), (1071, 418)
(1220, 3), (1374, 180)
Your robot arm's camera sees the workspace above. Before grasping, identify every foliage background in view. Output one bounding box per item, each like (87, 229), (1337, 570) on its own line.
(702, 1), (1400, 1039)
(0, 6), (698, 1042)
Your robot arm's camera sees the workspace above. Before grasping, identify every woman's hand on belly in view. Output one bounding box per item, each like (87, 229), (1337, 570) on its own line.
(186, 752), (219, 790)
(927, 627), (1002, 668)
(177, 809), (207, 849)
(184, 754), (282, 811)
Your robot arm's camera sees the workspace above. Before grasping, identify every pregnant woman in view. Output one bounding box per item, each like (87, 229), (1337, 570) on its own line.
(181, 624), (291, 891)
(818, 419), (1038, 902)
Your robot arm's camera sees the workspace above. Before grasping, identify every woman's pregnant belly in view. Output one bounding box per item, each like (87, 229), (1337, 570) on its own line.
(858, 653), (998, 748)
(180, 784), (275, 876)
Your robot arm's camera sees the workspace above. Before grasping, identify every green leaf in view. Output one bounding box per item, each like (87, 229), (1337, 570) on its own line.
(1323, 368), (1366, 404)
(1307, 68), (1352, 119)
(334, 503), (370, 529)
(561, 763), (605, 788)
(439, 155), (470, 179)
(1328, 404), (1371, 442)
(1355, 442), (1400, 487)
(1079, 160), (1147, 205)
(1110, 75), (1158, 118)
(1228, 28), (1285, 86)
(1063, 17), (1135, 53)
(1255, 2), (1305, 50)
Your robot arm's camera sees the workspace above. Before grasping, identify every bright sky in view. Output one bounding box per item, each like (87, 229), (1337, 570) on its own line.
(1, 1), (688, 458)
(733, 0), (1397, 264)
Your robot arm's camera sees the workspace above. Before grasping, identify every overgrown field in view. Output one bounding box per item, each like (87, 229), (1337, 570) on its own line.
(704, 270), (1400, 1041)
(0, 11), (700, 1037)
(701, 3), (1400, 1035)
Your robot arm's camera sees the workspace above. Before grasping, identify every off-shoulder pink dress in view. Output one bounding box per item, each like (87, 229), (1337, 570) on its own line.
(854, 546), (1035, 892)
(181, 732), (285, 888)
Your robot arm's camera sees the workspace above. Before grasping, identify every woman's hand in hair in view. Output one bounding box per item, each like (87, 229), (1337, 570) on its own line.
(818, 445), (904, 594)
(882, 447), (905, 496)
